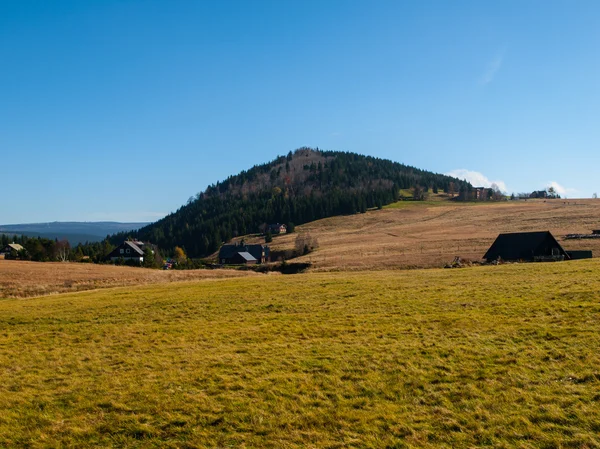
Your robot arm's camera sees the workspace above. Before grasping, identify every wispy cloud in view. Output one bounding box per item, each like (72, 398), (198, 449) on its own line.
(446, 169), (508, 193)
(546, 181), (577, 197)
(480, 49), (505, 85)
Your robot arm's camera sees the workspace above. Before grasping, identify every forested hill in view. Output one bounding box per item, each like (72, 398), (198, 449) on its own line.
(118, 148), (470, 257)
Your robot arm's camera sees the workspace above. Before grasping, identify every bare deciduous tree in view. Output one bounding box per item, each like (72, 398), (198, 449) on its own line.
(413, 185), (427, 201)
(295, 232), (319, 256)
(490, 183), (504, 201)
(448, 181), (455, 197)
(56, 239), (70, 262)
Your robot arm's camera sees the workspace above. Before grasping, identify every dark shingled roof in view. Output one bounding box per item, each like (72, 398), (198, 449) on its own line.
(483, 231), (569, 261)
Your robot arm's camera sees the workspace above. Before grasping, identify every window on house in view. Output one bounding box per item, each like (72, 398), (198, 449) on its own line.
(126, 249), (130, 254)
(120, 249), (124, 254)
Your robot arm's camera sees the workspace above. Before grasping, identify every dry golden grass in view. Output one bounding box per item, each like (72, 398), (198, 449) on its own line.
(254, 198), (600, 270)
(0, 260), (265, 299)
(1, 260), (600, 447)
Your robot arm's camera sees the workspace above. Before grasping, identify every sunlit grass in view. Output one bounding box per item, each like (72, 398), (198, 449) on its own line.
(1, 260), (600, 447)
(383, 199), (445, 209)
(383, 195), (501, 209)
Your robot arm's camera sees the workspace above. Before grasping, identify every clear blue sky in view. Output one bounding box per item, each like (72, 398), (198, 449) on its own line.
(1, 0), (599, 224)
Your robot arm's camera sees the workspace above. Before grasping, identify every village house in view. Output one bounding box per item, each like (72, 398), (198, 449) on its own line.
(268, 223), (287, 234)
(483, 231), (569, 262)
(230, 251), (258, 265)
(529, 190), (548, 199)
(472, 187), (487, 200)
(107, 240), (146, 263)
(218, 242), (270, 265)
(0, 243), (24, 259)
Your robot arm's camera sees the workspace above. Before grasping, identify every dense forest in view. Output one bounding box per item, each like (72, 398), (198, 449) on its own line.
(106, 148), (470, 258)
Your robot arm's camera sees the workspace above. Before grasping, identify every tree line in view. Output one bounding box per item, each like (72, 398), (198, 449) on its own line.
(2, 234), (86, 262)
(1, 234), (164, 267)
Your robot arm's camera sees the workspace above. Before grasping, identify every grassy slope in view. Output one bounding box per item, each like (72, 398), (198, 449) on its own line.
(248, 197), (600, 270)
(1, 261), (600, 447)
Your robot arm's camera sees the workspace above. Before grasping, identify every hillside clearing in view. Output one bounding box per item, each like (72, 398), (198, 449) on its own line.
(1, 261), (600, 447)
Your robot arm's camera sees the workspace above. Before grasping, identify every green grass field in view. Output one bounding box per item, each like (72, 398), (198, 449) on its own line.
(2, 261), (600, 448)
(384, 192), (498, 209)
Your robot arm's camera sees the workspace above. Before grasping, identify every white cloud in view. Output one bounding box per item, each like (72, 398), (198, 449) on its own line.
(446, 169), (508, 193)
(546, 181), (577, 197)
(480, 50), (505, 85)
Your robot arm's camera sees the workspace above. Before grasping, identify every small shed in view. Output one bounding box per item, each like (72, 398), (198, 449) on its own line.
(567, 250), (593, 260)
(483, 231), (569, 262)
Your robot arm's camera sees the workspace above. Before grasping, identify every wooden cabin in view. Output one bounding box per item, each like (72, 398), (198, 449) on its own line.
(483, 231), (569, 262)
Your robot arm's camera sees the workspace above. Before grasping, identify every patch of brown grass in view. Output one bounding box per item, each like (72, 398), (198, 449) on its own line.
(246, 198), (600, 270)
(0, 260), (266, 299)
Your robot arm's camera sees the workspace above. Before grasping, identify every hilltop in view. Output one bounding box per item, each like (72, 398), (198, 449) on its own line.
(124, 148), (470, 257)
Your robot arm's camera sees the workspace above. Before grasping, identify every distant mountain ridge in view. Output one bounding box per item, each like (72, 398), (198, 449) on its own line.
(0, 221), (150, 245)
(120, 148), (470, 257)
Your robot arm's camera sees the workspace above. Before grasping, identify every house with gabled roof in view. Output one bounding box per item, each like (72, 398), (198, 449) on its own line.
(218, 242), (269, 265)
(107, 241), (145, 263)
(473, 187), (487, 200)
(268, 223), (287, 234)
(0, 243), (24, 259)
(483, 231), (569, 262)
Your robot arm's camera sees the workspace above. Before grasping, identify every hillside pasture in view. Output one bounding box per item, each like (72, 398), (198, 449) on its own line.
(0, 260), (263, 298)
(259, 198), (600, 270)
(1, 261), (600, 447)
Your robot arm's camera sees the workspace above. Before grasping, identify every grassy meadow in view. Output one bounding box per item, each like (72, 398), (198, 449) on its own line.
(1, 261), (600, 447)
